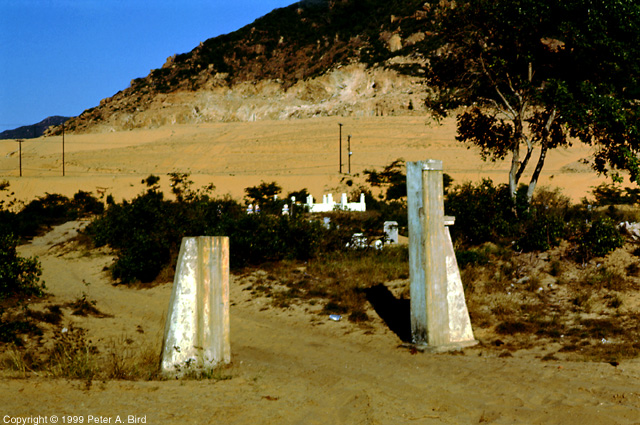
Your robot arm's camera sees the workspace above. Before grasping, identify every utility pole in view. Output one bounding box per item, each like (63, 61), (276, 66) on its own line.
(347, 135), (352, 174)
(62, 122), (65, 177)
(17, 139), (22, 177)
(338, 123), (343, 174)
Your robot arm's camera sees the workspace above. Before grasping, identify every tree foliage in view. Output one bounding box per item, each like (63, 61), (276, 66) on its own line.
(364, 159), (408, 201)
(425, 0), (640, 201)
(244, 181), (285, 215)
(364, 158), (453, 201)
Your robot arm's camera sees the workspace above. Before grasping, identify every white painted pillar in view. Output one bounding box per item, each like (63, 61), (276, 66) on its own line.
(160, 236), (230, 377)
(406, 160), (476, 351)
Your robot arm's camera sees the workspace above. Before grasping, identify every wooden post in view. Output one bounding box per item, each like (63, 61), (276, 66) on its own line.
(339, 123), (343, 174)
(407, 160), (476, 351)
(347, 134), (351, 174)
(62, 123), (65, 177)
(161, 236), (230, 377)
(17, 139), (22, 177)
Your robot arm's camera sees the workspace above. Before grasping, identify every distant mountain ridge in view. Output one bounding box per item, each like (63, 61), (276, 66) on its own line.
(1, 116), (70, 139)
(47, 0), (434, 135)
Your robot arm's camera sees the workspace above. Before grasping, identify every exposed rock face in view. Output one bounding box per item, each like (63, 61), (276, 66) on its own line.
(56, 63), (426, 133)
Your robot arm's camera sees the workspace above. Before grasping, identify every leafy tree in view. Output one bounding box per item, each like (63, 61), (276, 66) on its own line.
(244, 181), (285, 214)
(424, 0), (640, 203)
(364, 159), (453, 200)
(364, 159), (408, 201)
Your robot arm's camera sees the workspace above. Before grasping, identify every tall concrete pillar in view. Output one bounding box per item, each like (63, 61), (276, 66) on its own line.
(160, 236), (230, 377)
(407, 160), (476, 351)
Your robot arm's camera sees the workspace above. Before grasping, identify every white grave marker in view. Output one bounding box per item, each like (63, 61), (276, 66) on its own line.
(384, 221), (399, 244)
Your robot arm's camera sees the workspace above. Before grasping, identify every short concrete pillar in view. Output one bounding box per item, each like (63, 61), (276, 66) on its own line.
(160, 236), (230, 377)
(406, 160), (476, 351)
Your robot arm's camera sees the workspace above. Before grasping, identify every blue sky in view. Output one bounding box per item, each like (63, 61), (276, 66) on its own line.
(0, 0), (297, 132)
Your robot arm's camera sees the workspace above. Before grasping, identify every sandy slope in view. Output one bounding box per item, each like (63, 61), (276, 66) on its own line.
(3, 221), (640, 424)
(0, 116), (610, 206)
(2, 117), (639, 424)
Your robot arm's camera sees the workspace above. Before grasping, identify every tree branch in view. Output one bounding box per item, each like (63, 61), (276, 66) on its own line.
(479, 55), (518, 119)
(544, 108), (557, 134)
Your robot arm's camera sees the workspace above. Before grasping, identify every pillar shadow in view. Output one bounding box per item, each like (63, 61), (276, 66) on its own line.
(364, 284), (412, 343)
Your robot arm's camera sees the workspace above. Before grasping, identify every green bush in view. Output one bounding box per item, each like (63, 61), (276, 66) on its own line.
(0, 233), (44, 298)
(72, 191), (105, 217)
(455, 248), (490, 269)
(516, 189), (569, 251)
(516, 214), (565, 252)
(85, 177), (333, 282)
(218, 213), (324, 268)
(445, 179), (522, 244)
(86, 189), (179, 283)
(577, 217), (624, 261)
(18, 193), (82, 237)
(84, 172), (629, 284)
(1, 191), (104, 240)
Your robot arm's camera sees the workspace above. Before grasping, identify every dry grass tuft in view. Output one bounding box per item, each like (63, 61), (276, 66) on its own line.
(458, 241), (640, 362)
(1, 323), (163, 382)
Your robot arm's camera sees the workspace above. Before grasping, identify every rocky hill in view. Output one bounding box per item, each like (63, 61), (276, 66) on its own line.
(47, 0), (438, 135)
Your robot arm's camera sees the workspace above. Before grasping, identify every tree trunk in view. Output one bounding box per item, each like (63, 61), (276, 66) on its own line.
(527, 143), (548, 202)
(526, 108), (557, 202)
(509, 141), (520, 201)
(508, 120), (526, 202)
(515, 138), (534, 184)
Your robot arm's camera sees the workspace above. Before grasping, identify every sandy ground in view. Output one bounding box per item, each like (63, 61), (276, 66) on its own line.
(2, 117), (640, 424)
(2, 221), (640, 425)
(0, 116), (611, 206)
